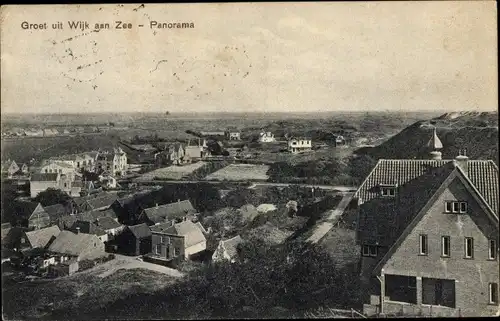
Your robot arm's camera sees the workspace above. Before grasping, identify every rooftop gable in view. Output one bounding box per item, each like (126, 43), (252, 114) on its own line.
(25, 225), (61, 249)
(48, 230), (100, 256)
(372, 165), (499, 276)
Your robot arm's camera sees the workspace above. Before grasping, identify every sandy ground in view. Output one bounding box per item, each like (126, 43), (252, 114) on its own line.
(136, 162), (206, 180)
(80, 254), (184, 278)
(204, 164), (270, 181)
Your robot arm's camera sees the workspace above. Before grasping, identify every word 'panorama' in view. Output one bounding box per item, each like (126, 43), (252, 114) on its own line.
(150, 21), (195, 29)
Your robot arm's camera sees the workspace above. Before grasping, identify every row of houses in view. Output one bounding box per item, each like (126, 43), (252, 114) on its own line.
(199, 130), (241, 140)
(2, 126), (113, 137)
(1, 160), (29, 178)
(154, 140), (211, 166)
(29, 147), (128, 198)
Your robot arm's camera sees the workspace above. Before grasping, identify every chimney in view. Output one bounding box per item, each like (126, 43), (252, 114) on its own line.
(453, 149), (469, 176)
(156, 203), (159, 207)
(178, 199), (180, 203)
(76, 227), (80, 234)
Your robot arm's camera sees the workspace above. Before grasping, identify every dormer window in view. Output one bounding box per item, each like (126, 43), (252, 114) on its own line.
(380, 185), (396, 197)
(445, 201), (467, 213)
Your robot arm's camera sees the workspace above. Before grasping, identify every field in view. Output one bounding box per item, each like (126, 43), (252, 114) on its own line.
(204, 164), (270, 181)
(136, 162), (207, 181)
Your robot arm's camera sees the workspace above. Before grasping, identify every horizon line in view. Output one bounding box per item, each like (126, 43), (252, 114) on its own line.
(2, 109), (497, 116)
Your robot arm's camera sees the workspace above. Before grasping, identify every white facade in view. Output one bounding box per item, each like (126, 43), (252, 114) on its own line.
(259, 132), (276, 143)
(288, 138), (312, 153)
(40, 162), (76, 180)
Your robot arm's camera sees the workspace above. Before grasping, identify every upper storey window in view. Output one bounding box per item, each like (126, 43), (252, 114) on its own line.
(380, 185), (397, 197)
(445, 201), (467, 214)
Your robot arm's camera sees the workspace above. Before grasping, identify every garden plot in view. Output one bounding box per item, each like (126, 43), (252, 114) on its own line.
(204, 164), (270, 181)
(136, 162), (206, 181)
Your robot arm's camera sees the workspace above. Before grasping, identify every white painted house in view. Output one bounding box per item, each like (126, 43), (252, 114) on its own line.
(287, 137), (312, 153)
(258, 132), (276, 143)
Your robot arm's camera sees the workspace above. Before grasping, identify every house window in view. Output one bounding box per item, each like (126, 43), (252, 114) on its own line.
(174, 247), (181, 257)
(464, 237), (474, 259)
(489, 239), (497, 260)
(45, 169), (48, 173)
(445, 201), (467, 214)
(155, 244), (161, 255)
(489, 283), (498, 304)
(419, 234), (428, 255)
(441, 236), (450, 257)
(381, 186), (396, 197)
(362, 245), (377, 257)
(20, 237), (25, 244)
(160, 236), (170, 244)
(59, 169), (62, 173)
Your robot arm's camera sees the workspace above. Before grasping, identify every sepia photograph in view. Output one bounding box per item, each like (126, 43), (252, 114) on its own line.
(0, 2), (498, 319)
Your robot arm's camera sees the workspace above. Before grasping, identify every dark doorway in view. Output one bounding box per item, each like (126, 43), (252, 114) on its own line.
(385, 274), (417, 304)
(422, 278), (455, 308)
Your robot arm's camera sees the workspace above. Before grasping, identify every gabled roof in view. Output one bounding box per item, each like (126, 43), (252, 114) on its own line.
(14, 201), (45, 219)
(84, 193), (119, 210)
(165, 220), (206, 248)
(355, 159), (498, 215)
(25, 225), (61, 249)
(30, 173), (59, 182)
(128, 223), (151, 239)
(78, 208), (118, 222)
(70, 220), (107, 236)
(221, 235), (244, 259)
(372, 164), (499, 275)
(43, 204), (68, 221)
(95, 217), (122, 230)
(150, 221), (174, 233)
(48, 230), (101, 256)
(357, 162), (456, 246)
(142, 200), (196, 224)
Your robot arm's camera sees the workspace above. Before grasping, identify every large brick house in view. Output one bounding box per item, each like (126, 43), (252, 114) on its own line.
(356, 128), (499, 317)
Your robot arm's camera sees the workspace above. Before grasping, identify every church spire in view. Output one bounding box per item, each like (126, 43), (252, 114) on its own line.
(427, 127), (443, 160)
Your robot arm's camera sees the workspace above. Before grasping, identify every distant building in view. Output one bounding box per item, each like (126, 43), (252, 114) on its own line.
(184, 139), (211, 160)
(154, 143), (188, 166)
(212, 235), (244, 263)
(1, 160), (20, 177)
(30, 173), (76, 198)
(287, 137), (312, 154)
(150, 220), (207, 259)
(147, 222), (185, 265)
(23, 225), (61, 250)
(259, 131), (276, 143)
(69, 220), (109, 243)
(200, 131), (225, 137)
(48, 230), (106, 262)
(334, 135), (347, 147)
(357, 128), (499, 317)
(39, 161), (76, 181)
(96, 147), (127, 177)
(139, 200), (197, 226)
(113, 223), (152, 256)
(225, 130), (241, 141)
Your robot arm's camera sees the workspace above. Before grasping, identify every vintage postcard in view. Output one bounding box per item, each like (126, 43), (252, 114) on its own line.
(1, 2), (498, 319)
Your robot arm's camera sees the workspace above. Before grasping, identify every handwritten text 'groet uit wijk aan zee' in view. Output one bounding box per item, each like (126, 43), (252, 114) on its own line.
(21, 20), (195, 31)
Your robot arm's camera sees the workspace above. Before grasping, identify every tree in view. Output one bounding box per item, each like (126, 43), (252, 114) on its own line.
(33, 188), (71, 207)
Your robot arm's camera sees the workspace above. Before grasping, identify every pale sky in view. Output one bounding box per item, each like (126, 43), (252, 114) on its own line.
(0, 2), (497, 114)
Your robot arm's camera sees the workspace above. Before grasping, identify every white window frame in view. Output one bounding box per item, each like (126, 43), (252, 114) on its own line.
(155, 244), (161, 255)
(419, 234), (428, 255)
(441, 236), (450, 257)
(362, 245), (377, 257)
(464, 237), (474, 259)
(445, 201), (452, 213)
(459, 202), (467, 213)
(489, 283), (498, 304)
(489, 239), (497, 260)
(452, 202), (460, 213)
(381, 186), (396, 197)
